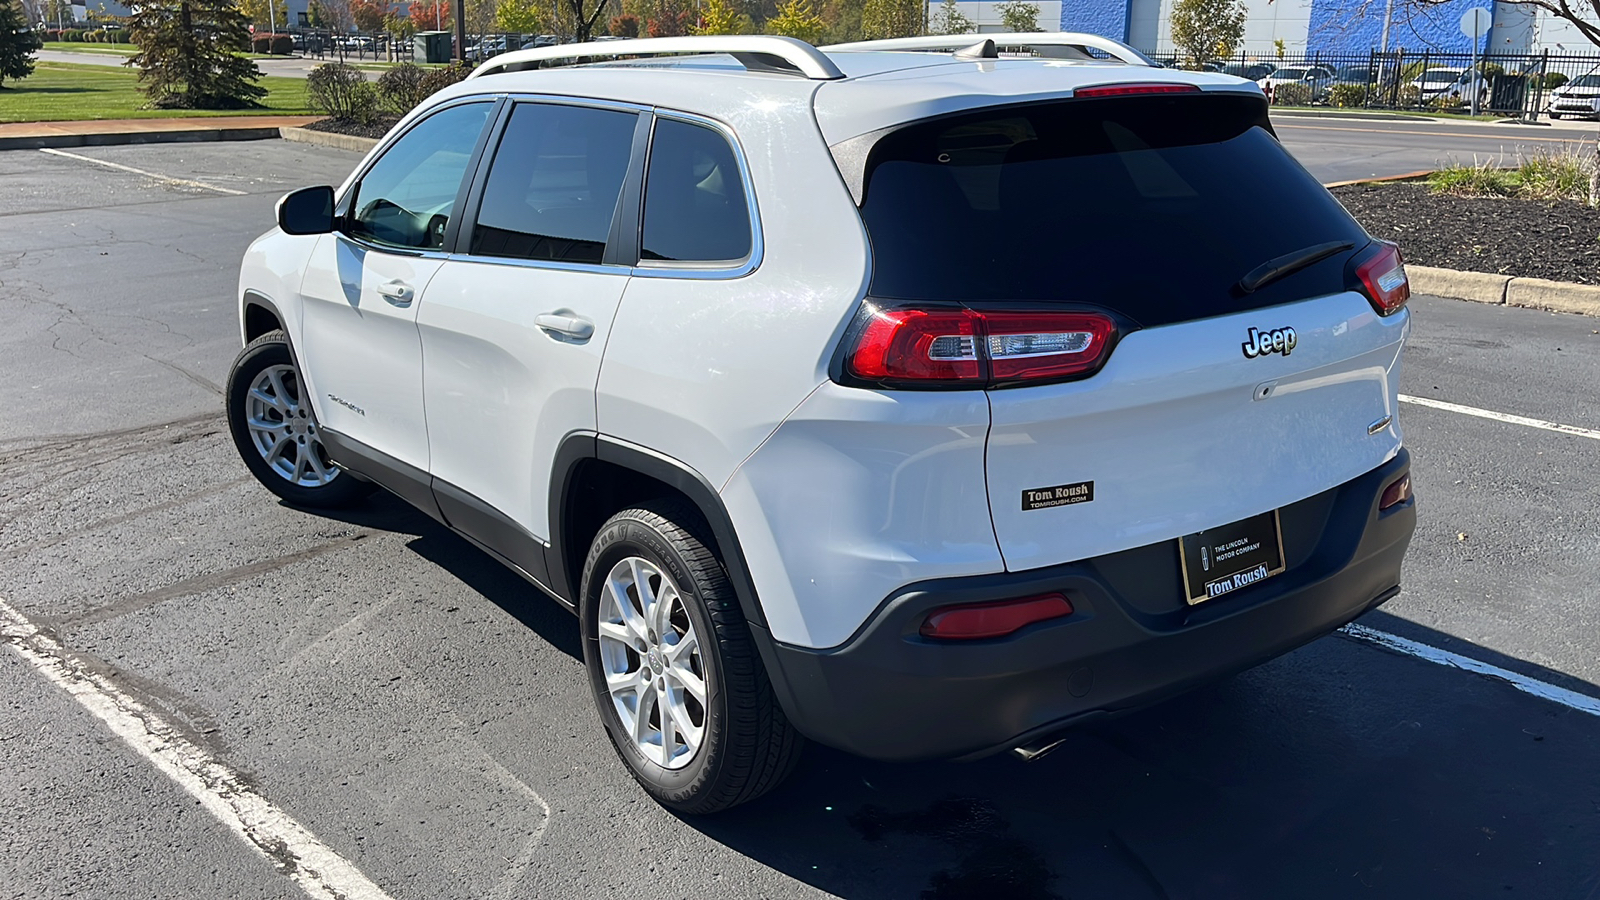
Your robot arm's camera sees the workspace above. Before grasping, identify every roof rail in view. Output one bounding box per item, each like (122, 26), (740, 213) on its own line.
(470, 35), (846, 81)
(821, 32), (1155, 67)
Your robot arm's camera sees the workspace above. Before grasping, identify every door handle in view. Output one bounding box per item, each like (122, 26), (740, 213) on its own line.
(535, 311), (595, 341)
(376, 280), (414, 305)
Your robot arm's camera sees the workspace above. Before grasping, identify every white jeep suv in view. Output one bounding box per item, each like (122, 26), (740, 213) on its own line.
(228, 33), (1417, 814)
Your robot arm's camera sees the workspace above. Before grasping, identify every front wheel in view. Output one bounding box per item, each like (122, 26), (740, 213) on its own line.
(225, 330), (374, 509)
(580, 501), (802, 814)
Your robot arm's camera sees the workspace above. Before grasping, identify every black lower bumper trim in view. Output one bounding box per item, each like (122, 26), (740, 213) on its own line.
(757, 449), (1416, 762)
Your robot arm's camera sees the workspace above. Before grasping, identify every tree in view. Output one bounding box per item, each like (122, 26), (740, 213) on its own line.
(0, 0), (40, 89)
(928, 0), (972, 35)
(766, 0), (825, 42)
(126, 0), (265, 108)
(1169, 0), (1244, 66)
(559, 0), (610, 41)
(821, 0), (865, 44)
(349, 0), (387, 31)
(694, 0), (752, 33)
(410, 0), (450, 30)
(237, 0), (288, 29)
(645, 0), (691, 36)
(384, 10), (416, 37)
(493, 0), (548, 32)
(609, 12), (639, 35)
(994, 0), (1036, 32)
(859, 0), (917, 39)
(1399, 1), (1600, 52)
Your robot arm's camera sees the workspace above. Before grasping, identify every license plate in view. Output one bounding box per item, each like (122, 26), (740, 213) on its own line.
(1177, 510), (1286, 605)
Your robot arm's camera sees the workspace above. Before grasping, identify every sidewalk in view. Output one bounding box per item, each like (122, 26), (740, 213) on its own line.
(0, 116), (321, 150)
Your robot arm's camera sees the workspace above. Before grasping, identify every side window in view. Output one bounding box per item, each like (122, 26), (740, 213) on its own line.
(470, 102), (639, 265)
(348, 102), (492, 251)
(640, 118), (752, 264)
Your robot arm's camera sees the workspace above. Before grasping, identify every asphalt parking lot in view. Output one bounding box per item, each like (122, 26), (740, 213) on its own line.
(2, 140), (1598, 900)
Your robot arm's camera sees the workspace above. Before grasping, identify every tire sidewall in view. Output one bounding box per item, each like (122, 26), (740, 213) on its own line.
(225, 333), (366, 509)
(580, 514), (727, 803)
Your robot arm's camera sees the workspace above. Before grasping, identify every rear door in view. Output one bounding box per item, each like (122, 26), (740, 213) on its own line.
(855, 92), (1408, 573)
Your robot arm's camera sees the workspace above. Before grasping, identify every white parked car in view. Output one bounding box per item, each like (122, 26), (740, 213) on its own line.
(229, 33), (1416, 813)
(1411, 66), (1488, 104)
(1548, 71), (1600, 119)
(1262, 64), (1335, 101)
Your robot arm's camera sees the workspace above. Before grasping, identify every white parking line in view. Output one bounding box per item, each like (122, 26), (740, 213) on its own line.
(38, 147), (249, 196)
(1342, 623), (1600, 717)
(1399, 394), (1600, 441)
(0, 597), (396, 900)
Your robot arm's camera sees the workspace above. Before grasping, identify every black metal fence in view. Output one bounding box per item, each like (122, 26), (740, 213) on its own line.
(1151, 50), (1600, 120)
(285, 28), (565, 64)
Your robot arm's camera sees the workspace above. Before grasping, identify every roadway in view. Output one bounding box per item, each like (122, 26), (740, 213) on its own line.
(1, 138), (1598, 900)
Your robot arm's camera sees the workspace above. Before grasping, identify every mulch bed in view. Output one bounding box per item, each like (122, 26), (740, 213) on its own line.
(1331, 182), (1600, 285)
(303, 115), (401, 139)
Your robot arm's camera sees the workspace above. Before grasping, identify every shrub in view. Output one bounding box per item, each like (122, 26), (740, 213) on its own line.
(1273, 81), (1312, 106)
(376, 61), (429, 113)
(417, 61), (470, 96)
(251, 34), (270, 52)
(610, 13), (640, 37)
(1430, 93), (1466, 111)
(1428, 162), (1519, 197)
(1517, 150), (1593, 203)
(1328, 83), (1368, 108)
(1543, 71), (1569, 90)
(307, 62), (379, 123)
(270, 34), (291, 54)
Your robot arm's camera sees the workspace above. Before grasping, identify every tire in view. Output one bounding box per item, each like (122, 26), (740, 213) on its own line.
(1550, 112), (1562, 120)
(225, 330), (374, 509)
(580, 500), (802, 814)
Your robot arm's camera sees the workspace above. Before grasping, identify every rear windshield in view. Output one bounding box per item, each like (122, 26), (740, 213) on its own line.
(857, 94), (1367, 327)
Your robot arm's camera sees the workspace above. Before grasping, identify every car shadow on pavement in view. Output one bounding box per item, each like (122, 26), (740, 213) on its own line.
(690, 624), (1600, 900)
(294, 490), (583, 660)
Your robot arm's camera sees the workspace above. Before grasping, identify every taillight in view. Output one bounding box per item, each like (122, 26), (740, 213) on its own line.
(1354, 240), (1409, 316)
(844, 305), (1118, 389)
(1379, 473), (1412, 511)
(1075, 83), (1202, 98)
(920, 593), (1074, 641)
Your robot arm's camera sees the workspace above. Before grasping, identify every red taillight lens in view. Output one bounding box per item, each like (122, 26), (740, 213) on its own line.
(1379, 473), (1412, 511)
(845, 306), (1117, 388)
(920, 593), (1074, 641)
(1075, 83), (1202, 98)
(847, 307), (983, 383)
(1355, 240), (1409, 316)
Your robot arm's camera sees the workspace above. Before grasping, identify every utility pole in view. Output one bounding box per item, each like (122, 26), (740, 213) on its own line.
(454, 0), (465, 63)
(1380, 0), (1392, 51)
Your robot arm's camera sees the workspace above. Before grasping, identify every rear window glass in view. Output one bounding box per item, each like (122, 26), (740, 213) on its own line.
(857, 94), (1368, 327)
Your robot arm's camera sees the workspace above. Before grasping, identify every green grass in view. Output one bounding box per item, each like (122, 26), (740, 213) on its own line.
(0, 62), (314, 123)
(41, 41), (137, 55)
(1429, 151), (1596, 204)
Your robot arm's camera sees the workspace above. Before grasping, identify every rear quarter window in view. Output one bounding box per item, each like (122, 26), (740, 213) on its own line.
(856, 94), (1369, 327)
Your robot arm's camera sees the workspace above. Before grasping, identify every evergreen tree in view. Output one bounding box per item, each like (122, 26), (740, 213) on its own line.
(928, 0), (971, 35)
(0, 0), (41, 89)
(859, 0), (918, 39)
(126, 0), (266, 108)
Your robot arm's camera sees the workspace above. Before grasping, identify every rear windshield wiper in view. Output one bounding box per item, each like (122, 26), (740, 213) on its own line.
(1235, 240), (1355, 295)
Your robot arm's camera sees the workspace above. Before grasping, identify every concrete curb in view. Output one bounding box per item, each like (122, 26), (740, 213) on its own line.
(0, 125), (287, 152)
(1409, 265), (1600, 316)
(279, 126), (380, 153)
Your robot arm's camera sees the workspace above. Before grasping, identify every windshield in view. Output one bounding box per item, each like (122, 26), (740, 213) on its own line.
(857, 95), (1367, 328)
(1275, 68), (1308, 79)
(1569, 74), (1600, 88)
(1422, 71), (1461, 83)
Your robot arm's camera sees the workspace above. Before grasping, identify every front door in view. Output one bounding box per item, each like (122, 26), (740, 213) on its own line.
(298, 100), (495, 474)
(419, 100), (642, 559)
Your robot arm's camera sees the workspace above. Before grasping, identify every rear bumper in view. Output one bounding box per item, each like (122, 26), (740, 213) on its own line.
(756, 449), (1415, 761)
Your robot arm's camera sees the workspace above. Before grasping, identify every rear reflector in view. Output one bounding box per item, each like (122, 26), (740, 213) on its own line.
(1354, 240), (1409, 316)
(920, 593), (1074, 641)
(845, 305), (1117, 388)
(1379, 474), (1412, 511)
(1075, 83), (1202, 98)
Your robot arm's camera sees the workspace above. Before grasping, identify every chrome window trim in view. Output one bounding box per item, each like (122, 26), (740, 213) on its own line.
(632, 109), (763, 281)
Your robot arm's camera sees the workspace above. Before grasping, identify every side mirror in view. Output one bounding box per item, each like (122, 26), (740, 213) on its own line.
(277, 185), (335, 236)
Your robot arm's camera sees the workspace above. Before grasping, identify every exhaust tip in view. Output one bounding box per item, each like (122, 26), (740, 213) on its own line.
(1011, 738), (1065, 762)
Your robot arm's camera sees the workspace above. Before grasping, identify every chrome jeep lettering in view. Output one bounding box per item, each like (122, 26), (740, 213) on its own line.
(1242, 326), (1297, 359)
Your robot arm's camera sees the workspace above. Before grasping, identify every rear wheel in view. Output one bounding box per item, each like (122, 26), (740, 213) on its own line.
(225, 330), (374, 509)
(580, 501), (802, 814)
